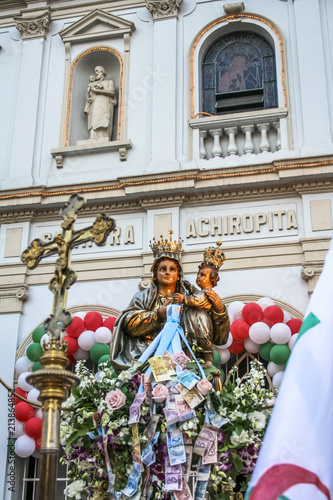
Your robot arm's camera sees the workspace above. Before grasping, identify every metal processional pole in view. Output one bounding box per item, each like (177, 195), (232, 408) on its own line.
(21, 194), (115, 500)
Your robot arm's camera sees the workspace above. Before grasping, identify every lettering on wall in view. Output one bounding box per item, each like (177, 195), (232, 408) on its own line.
(185, 207), (298, 244)
(42, 225), (135, 247)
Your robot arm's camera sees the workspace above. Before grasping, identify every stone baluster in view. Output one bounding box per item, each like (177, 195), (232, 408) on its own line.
(257, 123), (270, 152)
(273, 121), (281, 150)
(241, 124), (254, 154)
(225, 127), (238, 156)
(209, 129), (223, 158)
(199, 130), (207, 159)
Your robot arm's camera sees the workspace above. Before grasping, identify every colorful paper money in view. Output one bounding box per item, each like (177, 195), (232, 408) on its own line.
(171, 351), (191, 371)
(176, 383), (204, 409)
(149, 356), (170, 382)
(128, 392), (146, 425)
(177, 369), (200, 390)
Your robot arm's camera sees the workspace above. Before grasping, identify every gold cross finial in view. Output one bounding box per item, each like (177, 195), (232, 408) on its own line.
(21, 194), (115, 338)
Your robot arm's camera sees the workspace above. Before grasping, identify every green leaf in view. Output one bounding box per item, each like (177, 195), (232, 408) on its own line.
(232, 454), (244, 473)
(235, 424), (243, 436)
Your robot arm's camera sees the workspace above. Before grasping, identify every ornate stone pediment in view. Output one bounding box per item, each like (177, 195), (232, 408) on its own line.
(60, 9), (135, 43)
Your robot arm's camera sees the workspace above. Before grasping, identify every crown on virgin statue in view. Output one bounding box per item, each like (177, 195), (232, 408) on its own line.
(149, 230), (183, 271)
(202, 240), (226, 270)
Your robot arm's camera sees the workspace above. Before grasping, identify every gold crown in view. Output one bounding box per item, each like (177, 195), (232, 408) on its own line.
(149, 230), (183, 270)
(203, 240), (226, 270)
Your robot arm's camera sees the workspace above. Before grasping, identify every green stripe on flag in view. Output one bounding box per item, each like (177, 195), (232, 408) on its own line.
(297, 312), (320, 342)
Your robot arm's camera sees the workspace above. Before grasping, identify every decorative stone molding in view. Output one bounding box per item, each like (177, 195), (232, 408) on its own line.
(301, 265), (323, 295)
(146, 0), (183, 20)
(139, 278), (152, 291)
(51, 140), (133, 168)
(223, 2), (245, 16)
(0, 284), (29, 314)
(14, 10), (50, 40)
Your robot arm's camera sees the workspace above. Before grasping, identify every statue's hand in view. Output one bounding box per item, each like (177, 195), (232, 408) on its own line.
(173, 293), (184, 304)
(157, 299), (173, 320)
(206, 289), (224, 312)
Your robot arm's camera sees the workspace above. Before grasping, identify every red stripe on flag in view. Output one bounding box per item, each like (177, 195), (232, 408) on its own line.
(250, 464), (331, 500)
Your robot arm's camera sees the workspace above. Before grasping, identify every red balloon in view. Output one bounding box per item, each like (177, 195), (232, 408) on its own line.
(242, 303), (263, 325)
(263, 305), (284, 328)
(66, 316), (85, 338)
(67, 355), (76, 365)
(103, 317), (116, 333)
(84, 311), (103, 331)
(35, 438), (41, 452)
(24, 417), (42, 439)
(287, 319), (302, 334)
(13, 388), (28, 405)
(63, 336), (78, 356)
(230, 319), (250, 340)
(229, 338), (245, 354)
(15, 402), (35, 422)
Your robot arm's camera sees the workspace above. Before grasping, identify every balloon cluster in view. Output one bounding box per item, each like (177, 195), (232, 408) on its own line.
(215, 298), (302, 388)
(13, 311), (117, 458)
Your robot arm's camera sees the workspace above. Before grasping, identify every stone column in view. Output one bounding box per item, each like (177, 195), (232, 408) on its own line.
(225, 127), (238, 156)
(4, 9), (50, 188)
(209, 129), (223, 158)
(257, 123), (270, 153)
(146, 0), (182, 169)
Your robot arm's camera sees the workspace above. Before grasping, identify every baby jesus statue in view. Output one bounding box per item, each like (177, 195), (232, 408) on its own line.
(173, 242), (228, 389)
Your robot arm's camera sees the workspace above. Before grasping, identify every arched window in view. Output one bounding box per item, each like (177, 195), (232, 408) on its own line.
(202, 31), (278, 115)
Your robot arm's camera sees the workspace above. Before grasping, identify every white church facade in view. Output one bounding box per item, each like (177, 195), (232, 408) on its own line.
(0, 0), (333, 497)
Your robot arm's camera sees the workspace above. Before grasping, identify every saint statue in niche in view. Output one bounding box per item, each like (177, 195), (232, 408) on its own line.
(84, 66), (117, 142)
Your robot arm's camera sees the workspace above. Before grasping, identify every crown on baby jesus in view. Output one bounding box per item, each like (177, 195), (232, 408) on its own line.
(203, 240), (226, 270)
(149, 230), (183, 264)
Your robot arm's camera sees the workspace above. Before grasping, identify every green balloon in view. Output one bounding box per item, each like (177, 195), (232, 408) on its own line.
(259, 341), (275, 361)
(32, 361), (43, 372)
(98, 354), (112, 368)
(270, 345), (291, 365)
(26, 343), (43, 362)
(32, 326), (45, 343)
(90, 343), (110, 364)
(213, 350), (221, 368)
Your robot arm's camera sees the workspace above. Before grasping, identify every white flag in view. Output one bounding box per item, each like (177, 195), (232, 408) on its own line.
(246, 239), (333, 500)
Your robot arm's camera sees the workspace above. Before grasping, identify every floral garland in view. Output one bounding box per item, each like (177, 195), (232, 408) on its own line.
(60, 358), (275, 499)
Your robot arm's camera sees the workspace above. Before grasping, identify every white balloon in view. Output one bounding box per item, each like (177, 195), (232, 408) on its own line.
(270, 323), (291, 344)
(73, 347), (90, 361)
(35, 408), (43, 419)
(257, 297), (275, 310)
(95, 326), (112, 344)
(40, 333), (50, 348)
(283, 310), (292, 323)
(249, 322), (270, 344)
(272, 371), (284, 388)
(74, 312), (86, 320)
(15, 356), (33, 375)
(216, 332), (233, 350)
(219, 349), (231, 364)
(244, 337), (260, 353)
(14, 419), (25, 438)
(17, 372), (34, 392)
(228, 301), (245, 321)
(267, 361), (285, 378)
(288, 334), (298, 350)
(27, 388), (40, 404)
(15, 435), (36, 458)
(78, 330), (96, 351)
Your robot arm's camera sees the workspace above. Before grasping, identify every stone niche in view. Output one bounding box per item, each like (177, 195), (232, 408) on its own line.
(69, 50), (121, 146)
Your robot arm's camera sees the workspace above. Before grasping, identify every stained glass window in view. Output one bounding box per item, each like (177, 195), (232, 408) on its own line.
(202, 31), (277, 115)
